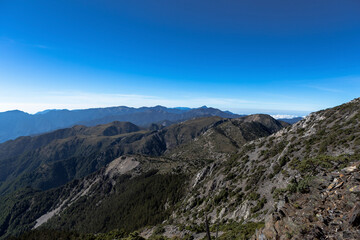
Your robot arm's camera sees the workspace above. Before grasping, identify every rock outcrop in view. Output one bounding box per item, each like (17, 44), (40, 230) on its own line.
(254, 162), (360, 239)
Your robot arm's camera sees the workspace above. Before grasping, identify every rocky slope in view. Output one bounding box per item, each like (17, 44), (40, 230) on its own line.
(254, 162), (360, 239)
(0, 114), (285, 239)
(169, 114), (288, 161)
(0, 155), (188, 239)
(162, 98), (360, 239)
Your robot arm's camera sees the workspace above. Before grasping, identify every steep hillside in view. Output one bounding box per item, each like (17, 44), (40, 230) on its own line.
(0, 117), (221, 195)
(0, 106), (242, 143)
(0, 114), (286, 239)
(254, 161), (360, 239)
(5, 98), (360, 240)
(164, 98), (360, 239)
(0, 156), (188, 239)
(169, 114), (288, 161)
(4, 98), (360, 240)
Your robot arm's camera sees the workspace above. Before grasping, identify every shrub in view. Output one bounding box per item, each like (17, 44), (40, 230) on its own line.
(218, 221), (265, 240)
(214, 189), (229, 204)
(250, 197), (267, 213)
(153, 226), (165, 235)
(247, 192), (260, 201)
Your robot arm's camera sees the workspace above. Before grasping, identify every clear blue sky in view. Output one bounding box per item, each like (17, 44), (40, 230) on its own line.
(1, 0), (360, 116)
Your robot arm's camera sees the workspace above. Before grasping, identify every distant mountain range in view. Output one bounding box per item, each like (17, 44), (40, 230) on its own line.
(0, 106), (244, 143)
(0, 106), (303, 144)
(275, 116), (303, 124)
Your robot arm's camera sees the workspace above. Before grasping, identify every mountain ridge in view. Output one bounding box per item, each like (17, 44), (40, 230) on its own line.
(0, 106), (243, 143)
(167, 97), (360, 239)
(0, 114), (288, 239)
(2, 98), (360, 239)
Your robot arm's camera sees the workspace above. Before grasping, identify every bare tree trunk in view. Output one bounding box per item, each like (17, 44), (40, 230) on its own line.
(216, 223), (219, 239)
(205, 215), (211, 240)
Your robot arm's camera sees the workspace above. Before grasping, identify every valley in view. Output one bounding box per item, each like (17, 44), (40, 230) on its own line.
(0, 99), (359, 239)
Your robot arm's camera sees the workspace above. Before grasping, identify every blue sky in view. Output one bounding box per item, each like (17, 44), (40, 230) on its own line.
(0, 0), (360, 116)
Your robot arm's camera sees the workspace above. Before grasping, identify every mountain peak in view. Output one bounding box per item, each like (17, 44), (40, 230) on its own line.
(0, 105), (240, 143)
(0, 110), (29, 115)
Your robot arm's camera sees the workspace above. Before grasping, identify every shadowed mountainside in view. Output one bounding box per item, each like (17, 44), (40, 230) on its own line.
(0, 117), (219, 194)
(0, 115), (285, 196)
(0, 106), (243, 143)
(0, 114), (287, 239)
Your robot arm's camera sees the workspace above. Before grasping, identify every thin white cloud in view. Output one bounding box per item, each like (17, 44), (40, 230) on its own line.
(271, 114), (299, 119)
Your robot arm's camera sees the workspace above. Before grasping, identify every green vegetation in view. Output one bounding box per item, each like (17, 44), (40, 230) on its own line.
(245, 165), (266, 190)
(247, 192), (260, 201)
(250, 197), (267, 213)
(45, 172), (186, 234)
(215, 221), (265, 240)
(9, 221), (265, 240)
(287, 176), (312, 194)
(7, 229), (87, 240)
(268, 157), (290, 178)
(153, 226), (165, 235)
(214, 189), (229, 204)
(223, 153), (240, 175)
(289, 154), (358, 175)
(273, 176), (312, 200)
(0, 186), (67, 239)
(1, 172), (186, 240)
(8, 229), (143, 240)
(260, 140), (287, 159)
(8, 221), (264, 240)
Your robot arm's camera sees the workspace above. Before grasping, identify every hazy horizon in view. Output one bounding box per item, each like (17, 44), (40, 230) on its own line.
(0, 103), (309, 119)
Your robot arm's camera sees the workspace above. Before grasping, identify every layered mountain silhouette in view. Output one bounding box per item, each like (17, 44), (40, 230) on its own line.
(0, 106), (243, 143)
